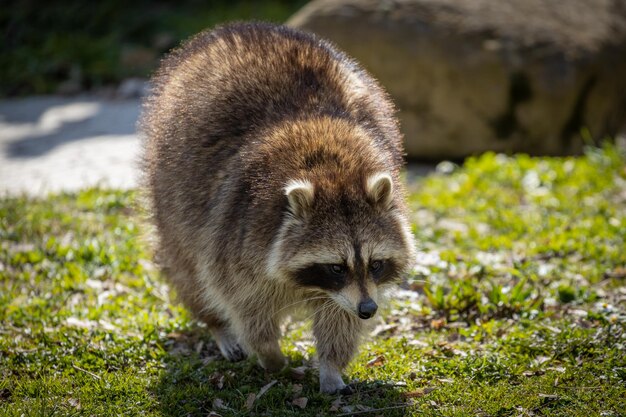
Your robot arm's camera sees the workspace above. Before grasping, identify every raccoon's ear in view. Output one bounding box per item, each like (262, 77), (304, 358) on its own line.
(285, 179), (314, 218)
(366, 172), (393, 208)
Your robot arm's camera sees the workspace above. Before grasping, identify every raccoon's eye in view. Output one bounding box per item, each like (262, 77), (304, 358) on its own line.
(329, 264), (347, 276)
(370, 260), (384, 273)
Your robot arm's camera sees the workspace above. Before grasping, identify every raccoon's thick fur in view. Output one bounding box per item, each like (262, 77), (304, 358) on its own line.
(141, 22), (415, 394)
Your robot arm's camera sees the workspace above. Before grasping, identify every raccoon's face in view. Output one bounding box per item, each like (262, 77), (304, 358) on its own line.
(267, 172), (415, 320)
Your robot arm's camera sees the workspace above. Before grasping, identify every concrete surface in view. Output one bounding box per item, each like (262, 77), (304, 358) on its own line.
(0, 96), (141, 196)
(0, 95), (435, 197)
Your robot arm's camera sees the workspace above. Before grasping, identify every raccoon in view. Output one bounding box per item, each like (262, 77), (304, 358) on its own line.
(140, 22), (415, 394)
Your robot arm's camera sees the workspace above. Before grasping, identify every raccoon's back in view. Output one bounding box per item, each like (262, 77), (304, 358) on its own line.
(140, 22), (402, 248)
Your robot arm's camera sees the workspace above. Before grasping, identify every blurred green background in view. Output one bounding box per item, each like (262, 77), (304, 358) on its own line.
(0, 0), (306, 96)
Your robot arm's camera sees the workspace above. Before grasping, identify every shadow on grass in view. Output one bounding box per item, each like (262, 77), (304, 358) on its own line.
(152, 324), (409, 416)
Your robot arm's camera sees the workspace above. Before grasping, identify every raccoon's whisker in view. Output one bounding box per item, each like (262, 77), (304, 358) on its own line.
(321, 302), (339, 325)
(302, 299), (335, 323)
(272, 296), (331, 318)
(330, 302), (348, 322)
(310, 299), (344, 325)
(334, 293), (360, 319)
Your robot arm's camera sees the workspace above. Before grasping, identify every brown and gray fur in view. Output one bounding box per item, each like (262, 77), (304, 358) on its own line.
(140, 22), (415, 394)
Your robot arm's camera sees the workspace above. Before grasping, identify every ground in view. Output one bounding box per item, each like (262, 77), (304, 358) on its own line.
(0, 96), (140, 195)
(1, 144), (625, 416)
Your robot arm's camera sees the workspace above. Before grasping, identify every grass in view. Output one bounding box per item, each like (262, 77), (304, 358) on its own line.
(1, 144), (625, 416)
(1, 0), (306, 96)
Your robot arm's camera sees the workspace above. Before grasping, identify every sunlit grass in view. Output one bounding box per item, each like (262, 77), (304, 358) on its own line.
(1, 144), (624, 416)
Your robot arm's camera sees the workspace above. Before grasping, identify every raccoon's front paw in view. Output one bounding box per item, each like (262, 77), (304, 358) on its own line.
(319, 362), (347, 394)
(222, 343), (247, 362)
(213, 330), (247, 362)
(258, 352), (287, 373)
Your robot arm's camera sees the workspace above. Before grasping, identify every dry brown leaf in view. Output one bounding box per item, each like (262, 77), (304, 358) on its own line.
(606, 267), (626, 279)
(522, 370), (545, 377)
(212, 398), (227, 410)
(208, 372), (225, 389)
(402, 387), (436, 398)
(201, 355), (218, 366)
(291, 383), (303, 396)
(370, 323), (398, 337)
(244, 393), (256, 410)
(407, 339), (428, 347)
(65, 317), (97, 329)
(533, 356), (551, 366)
(290, 366), (307, 380)
(329, 397), (344, 412)
(67, 398), (81, 409)
(431, 318), (447, 329)
(292, 397), (308, 409)
(409, 281), (425, 291)
(366, 355), (386, 368)
(256, 380), (277, 399)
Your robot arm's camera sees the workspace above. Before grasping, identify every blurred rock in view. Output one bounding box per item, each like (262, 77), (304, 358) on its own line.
(117, 78), (148, 98)
(289, 0), (626, 158)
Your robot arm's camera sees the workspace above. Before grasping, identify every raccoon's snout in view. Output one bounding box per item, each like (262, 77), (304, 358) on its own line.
(357, 298), (378, 320)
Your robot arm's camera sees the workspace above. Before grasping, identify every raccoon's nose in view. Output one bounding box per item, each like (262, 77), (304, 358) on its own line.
(358, 298), (378, 319)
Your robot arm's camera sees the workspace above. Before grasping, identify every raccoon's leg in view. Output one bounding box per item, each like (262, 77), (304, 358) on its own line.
(178, 286), (248, 362)
(233, 311), (286, 372)
(162, 250), (248, 362)
(182, 293), (247, 362)
(313, 305), (363, 394)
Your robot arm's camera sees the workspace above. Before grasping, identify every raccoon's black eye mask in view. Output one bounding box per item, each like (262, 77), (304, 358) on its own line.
(294, 259), (399, 290)
(370, 259), (398, 284)
(294, 263), (348, 291)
